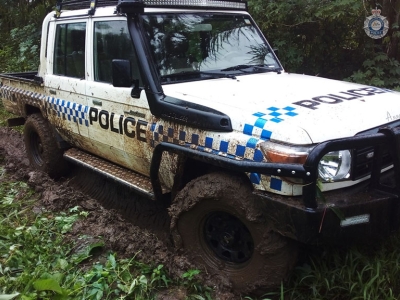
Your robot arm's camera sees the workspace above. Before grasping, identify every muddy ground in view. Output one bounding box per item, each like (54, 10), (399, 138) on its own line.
(0, 127), (239, 299)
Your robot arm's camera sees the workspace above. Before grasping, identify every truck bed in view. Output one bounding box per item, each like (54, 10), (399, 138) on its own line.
(0, 71), (44, 117)
(0, 71), (39, 82)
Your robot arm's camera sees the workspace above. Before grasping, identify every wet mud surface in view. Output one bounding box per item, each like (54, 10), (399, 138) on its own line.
(0, 127), (237, 299)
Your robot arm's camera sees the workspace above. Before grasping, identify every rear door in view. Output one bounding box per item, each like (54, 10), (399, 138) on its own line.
(45, 18), (90, 147)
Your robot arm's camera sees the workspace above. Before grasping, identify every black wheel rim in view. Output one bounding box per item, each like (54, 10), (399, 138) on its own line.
(30, 131), (44, 166)
(203, 211), (254, 264)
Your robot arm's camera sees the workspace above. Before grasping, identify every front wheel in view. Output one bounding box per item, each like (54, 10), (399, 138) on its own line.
(169, 172), (297, 294)
(24, 113), (68, 178)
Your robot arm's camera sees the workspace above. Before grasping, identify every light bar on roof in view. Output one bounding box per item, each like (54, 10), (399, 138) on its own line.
(57, 0), (247, 14)
(144, 0), (247, 10)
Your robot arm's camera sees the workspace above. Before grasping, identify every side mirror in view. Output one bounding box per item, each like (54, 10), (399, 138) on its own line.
(112, 59), (131, 87)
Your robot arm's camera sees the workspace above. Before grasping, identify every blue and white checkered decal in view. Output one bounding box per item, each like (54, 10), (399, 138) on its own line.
(243, 106), (299, 186)
(244, 106), (299, 140)
(150, 106), (300, 188)
(46, 97), (89, 127)
(151, 124), (265, 162)
(0, 85), (47, 107)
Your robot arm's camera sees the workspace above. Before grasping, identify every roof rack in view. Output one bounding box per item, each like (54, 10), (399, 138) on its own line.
(56, 0), (119, 15)
(55, 0), (247, 16)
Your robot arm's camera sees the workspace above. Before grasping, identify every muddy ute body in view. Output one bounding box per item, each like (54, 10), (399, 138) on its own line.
(1, 0), (400, 293)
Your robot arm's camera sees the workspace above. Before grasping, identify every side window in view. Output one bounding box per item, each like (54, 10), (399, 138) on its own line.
(54, 22), (86, 78)
(94, 20), (142, 85)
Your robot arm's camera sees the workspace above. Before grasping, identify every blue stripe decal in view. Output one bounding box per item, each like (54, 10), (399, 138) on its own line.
(270, 177), (282, 191)
(246, 138), (258, 149)
(219, 141), (229, 153)
(253, 149), (263, 162)
(250, 173), (261, 184)
(235, 145), (246, 157)
(191, 134), (199, 145)
(205, 137), (213, 148)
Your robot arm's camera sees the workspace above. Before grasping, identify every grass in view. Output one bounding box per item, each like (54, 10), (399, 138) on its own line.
(0, 102), (23, 134)
(0, 164), (212, 300)
(0, 102), (13, 127)
(281, 239), (400, 299)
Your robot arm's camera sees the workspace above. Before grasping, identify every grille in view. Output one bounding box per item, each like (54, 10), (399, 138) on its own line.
(352, 146), (392, 180)
(352, 120), (400, 180)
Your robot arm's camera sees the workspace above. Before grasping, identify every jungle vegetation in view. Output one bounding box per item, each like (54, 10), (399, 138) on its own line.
(1, 0), (400, 89)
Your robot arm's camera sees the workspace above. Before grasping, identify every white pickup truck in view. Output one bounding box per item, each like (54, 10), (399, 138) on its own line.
(1, 0), (400, 293)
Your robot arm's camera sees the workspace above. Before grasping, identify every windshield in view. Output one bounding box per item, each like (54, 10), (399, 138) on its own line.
(142, 13), (281, 83)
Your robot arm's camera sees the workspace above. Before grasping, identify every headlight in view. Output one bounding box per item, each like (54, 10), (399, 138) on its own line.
(318, 150), (351, 182)
(260, 142), (352, 183)
(260, 141), (311, 164)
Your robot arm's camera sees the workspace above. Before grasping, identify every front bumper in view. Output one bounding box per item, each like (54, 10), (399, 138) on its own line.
(255, 170), (399, 244)
(151, 126), (400, 244)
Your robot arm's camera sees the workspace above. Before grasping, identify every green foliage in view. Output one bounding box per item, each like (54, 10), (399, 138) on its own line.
(248, 0), (367, 79)
(279, 237), (400, 299)
(0, 0), (56, 72)
(181, 269), (213, 300)
(0, 101), (14, 127)
(248, 0), (400, 89)
(0, 163), (211, 299)
(7, 25), (41, 72)
(347, 51), (400, 90)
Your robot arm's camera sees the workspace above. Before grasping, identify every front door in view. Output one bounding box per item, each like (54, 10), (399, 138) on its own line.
(85, 17), (152, 175)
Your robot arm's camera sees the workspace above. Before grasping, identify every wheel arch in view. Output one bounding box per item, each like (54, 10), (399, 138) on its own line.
(24, 105), (70, 150)
(24, 104), (42, 117)
(150, 142), (251, 202)
(173, 157), (251, 199)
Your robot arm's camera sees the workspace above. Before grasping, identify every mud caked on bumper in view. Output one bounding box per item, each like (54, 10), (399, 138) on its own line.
(152, 126), (400, 245)
(254, 126), (400, 245)
(254, 171), (399, 245)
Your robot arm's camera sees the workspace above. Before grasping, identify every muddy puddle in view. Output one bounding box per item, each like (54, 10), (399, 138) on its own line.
(0, 127), (238, 299)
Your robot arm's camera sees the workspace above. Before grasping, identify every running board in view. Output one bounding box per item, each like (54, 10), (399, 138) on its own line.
(64, 148), (166, 200)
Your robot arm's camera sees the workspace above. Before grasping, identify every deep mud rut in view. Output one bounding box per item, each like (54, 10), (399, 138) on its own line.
(0, 127), (238, 300)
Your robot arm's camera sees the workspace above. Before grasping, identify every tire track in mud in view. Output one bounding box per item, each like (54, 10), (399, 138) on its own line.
(0, 127), (237, 299)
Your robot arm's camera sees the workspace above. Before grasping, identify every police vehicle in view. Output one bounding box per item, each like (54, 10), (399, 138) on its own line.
(1, 0), (400, 293)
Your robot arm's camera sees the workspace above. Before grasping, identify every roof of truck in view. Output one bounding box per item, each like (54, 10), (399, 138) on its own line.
(56, 0), (248, 16)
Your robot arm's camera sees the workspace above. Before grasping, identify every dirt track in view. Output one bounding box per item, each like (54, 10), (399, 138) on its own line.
(0, 127), (238, 299)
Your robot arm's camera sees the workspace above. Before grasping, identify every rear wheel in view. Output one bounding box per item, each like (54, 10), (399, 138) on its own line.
(24, 113), (68, 178)
(169, 172), (297, 294)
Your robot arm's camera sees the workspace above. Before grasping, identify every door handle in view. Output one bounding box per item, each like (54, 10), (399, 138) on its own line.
(93, 100), (102, 106)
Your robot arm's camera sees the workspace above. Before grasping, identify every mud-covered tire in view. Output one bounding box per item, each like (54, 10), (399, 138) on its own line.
(169, 172), (297, 294)
(24, 113), (68, 178)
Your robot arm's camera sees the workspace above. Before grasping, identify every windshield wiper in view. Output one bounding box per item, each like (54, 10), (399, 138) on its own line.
(161, 71), (236, 80)
(221, 65), (254, 72)
(253, 64), (282, 74)
(199, 71), (236, 79)
(221, 64), (282, 74)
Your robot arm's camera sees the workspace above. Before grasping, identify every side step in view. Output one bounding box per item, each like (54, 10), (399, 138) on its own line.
(64, 148), (166, 200)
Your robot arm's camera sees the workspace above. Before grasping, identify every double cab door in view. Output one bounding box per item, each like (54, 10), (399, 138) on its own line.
(46, 14), (153, 176)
